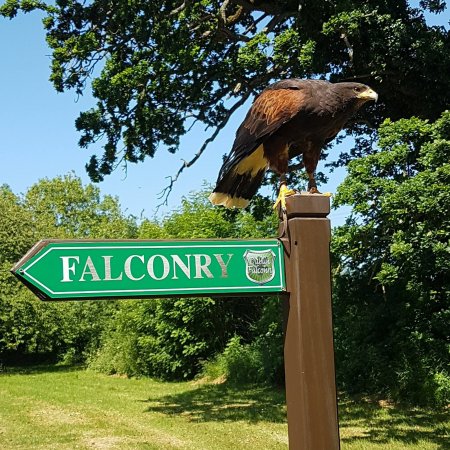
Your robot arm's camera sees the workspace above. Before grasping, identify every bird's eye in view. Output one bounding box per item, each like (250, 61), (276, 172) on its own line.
(353, 86), (362, 93)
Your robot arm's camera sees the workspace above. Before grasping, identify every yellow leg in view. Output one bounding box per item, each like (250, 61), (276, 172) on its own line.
(273, 182), (296, 211)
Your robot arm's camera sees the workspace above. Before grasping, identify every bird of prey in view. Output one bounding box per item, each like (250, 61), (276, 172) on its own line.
(209, 79), (378, 209)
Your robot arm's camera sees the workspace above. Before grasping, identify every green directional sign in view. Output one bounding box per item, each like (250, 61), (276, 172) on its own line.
(12, 239), (286, 300)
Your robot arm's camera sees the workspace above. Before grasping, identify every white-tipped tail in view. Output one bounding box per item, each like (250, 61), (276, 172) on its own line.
(208, 192), (250, 209)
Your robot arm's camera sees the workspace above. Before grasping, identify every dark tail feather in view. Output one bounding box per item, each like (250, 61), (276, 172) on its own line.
(209, 169), (266, 208)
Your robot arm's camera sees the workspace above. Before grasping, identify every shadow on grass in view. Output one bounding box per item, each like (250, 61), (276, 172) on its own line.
(339, 398), (449, 449)
(0, 363), (84, 376)
(143, 382), (287, 423)
(145, 387), (448, 448)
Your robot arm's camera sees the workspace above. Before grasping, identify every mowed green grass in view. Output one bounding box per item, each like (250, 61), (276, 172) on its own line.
(0, 366), (448, 450)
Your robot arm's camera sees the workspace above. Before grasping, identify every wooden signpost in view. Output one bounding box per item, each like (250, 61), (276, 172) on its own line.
(280, 195), (340, 450)
(12, 194), (340, 450)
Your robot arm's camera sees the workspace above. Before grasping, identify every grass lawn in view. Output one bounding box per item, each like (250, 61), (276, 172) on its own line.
(0, 365), (448, 449)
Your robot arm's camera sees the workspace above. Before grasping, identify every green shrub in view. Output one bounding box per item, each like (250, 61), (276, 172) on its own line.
(89, 293), (268, 381)
(88, 331), (140, 376)
(202, 329), (284, 386)
(423, 372), (450, 408)
(433, 372), (450, 408)
(202, 336), (263, 384)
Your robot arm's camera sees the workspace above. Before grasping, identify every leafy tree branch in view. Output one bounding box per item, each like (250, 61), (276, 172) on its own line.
(1, 0), (449, 194)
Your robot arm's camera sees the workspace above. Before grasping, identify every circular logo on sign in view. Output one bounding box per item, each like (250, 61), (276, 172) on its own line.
(243, 249), (276, 284)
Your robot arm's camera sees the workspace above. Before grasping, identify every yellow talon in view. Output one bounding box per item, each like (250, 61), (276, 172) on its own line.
(309, 187), (333, 197)
(273, 183), (296, 211)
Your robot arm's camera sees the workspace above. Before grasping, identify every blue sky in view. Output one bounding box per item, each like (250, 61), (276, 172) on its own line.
(1, 6), (448, 225)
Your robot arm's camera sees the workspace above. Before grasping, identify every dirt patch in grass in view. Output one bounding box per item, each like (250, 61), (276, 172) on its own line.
(83, 436), (126, 449)
(340, 426), (370, 439)
(29, 402), (86, 425)
(82, 432), (186, 449)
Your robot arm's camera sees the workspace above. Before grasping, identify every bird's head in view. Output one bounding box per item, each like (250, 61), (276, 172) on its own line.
(336, 82), (378, 105)
(353, 84), (378, 103)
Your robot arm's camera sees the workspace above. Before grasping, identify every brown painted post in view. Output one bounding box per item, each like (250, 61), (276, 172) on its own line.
(280, 194), (340, 450)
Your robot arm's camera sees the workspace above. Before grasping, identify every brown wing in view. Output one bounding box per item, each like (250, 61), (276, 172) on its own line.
(217, 86), (307, 179)
(236, 88), (306, 147)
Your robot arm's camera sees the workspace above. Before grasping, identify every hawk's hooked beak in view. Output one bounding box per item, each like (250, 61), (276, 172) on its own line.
(357, 88), (378, 103)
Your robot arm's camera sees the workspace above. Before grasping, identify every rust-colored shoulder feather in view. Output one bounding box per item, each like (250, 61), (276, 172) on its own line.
(244, 88), (306, 134)
(220, 87), (307, 176)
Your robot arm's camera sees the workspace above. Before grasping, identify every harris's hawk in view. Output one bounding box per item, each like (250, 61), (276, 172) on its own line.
(209, 79), (378, 209)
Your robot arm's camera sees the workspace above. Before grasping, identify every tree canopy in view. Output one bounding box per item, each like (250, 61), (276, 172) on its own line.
(0, 175), (135, 363)
(1, 0), (449, 188)
(332, 111), (450, 405)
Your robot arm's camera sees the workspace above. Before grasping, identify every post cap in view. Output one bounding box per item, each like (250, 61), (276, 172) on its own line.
(278, 194), (331, 219)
